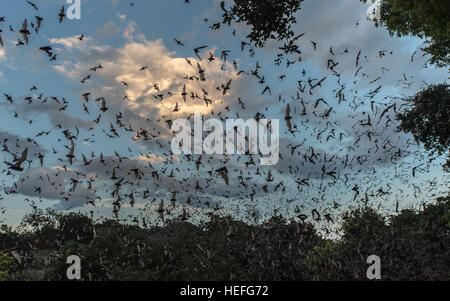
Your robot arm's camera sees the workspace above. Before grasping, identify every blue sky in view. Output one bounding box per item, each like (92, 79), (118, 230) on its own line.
(0, 0), (448, 227)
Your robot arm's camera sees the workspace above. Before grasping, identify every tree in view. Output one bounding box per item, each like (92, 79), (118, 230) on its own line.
(1, 197), (449, 280)
(216, 0), (304, 48)
(362, 0), (450, 67)
(397, 84), (449, 163)
(0, 252), (16, 281)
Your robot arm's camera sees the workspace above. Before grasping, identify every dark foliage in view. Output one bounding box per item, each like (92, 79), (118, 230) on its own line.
(397, 84), (449, 156)
(217, 0), (303, 48)
(0, 196), (448, 281)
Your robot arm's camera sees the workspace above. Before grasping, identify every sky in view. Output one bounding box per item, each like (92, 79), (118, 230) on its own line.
(0, 0), (448, 227)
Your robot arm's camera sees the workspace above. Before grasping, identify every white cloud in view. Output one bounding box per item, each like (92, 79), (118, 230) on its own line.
(117, 13), (127, 21)
(52, 26), (244, 138)
(50, 35), (97, 51)
(366, 0), (381, 21)
(0, 48), (6, 60)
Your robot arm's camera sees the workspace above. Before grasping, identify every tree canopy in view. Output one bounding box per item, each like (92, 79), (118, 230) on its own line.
(397, 84), (449, 157)
(217, 0), (304, 48)
(1, 196), (449, 281)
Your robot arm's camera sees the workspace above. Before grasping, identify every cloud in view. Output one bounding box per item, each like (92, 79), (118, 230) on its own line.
(50, 36), (99, 52)
(275, 0), (448, 96)
(0, 48), (6, 61)
(94, 21), (120, 40)
(13, 167), (96, 210)
(2, 3), (447, 219)
(10, 100), (94, 130)
(117, 13), (127, 22)
(0, 130), (49, 160)
(51, 25), (250, 142)
(42, 15), (446, 213)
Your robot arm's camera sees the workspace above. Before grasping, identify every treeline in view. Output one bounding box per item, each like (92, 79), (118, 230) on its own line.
(0, 196), (448, 281)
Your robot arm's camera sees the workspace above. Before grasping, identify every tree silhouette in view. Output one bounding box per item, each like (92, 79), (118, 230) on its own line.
(217, 0), (304, 48)
(1, 197), (449, 280)
(397, 84), (449, 162)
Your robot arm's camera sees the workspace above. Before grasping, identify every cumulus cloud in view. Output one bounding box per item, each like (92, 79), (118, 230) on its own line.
(0, 48), (6, 61)
(0, 130), (49, 161)
(50, 24), (257, 147)
(14, 167), (96, 210)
